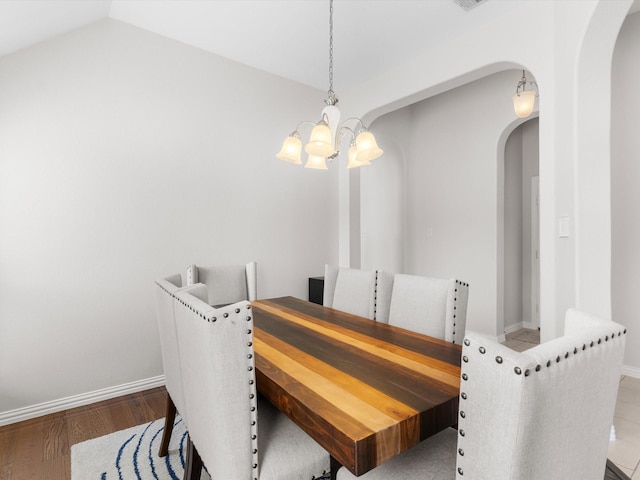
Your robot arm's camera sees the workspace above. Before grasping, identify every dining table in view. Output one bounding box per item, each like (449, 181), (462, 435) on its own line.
(252, 296), (462, 479)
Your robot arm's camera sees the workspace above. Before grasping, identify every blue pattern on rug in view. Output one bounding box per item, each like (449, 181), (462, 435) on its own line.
(71, 416), (330, 480)
(115, 434), (136, 479)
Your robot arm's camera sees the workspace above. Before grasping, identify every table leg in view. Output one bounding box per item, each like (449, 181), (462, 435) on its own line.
(330, 455), (341, 480)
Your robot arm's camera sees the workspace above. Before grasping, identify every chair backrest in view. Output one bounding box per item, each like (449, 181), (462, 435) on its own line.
(322, 264), (339, 308)
(374, 270), (394, 323)
(323, 264), (377, 319)
(174, 291), (257, 479)
(153, 274), (208, 425)
(457, 309), (626, 480)
(385, 274), (469, 344)
(184, 262), (257, 305)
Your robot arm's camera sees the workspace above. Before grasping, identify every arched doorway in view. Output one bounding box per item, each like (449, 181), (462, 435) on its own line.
(503, 118), (540, 336)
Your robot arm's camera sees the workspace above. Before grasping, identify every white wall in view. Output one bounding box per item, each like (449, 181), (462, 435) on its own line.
(0, 19), (338, 417)
(361, 71), (522, 337)
(339, 1), (633, 347)
(360, 108), (410, 273)
(612, 11), (640, 375)
(353, 2), (640, 374)
(363, 85), (542, 339)
(520, 119), (540, 329)
(2, 1), (639, 420)
(504, 126), (523, 331)
(503, 118), (540, 332)
(361, 73), (543, 339)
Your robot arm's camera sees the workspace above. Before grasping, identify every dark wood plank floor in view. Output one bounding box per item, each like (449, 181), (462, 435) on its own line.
(0, 387), (166, 480)
(0, 385), (630, 480)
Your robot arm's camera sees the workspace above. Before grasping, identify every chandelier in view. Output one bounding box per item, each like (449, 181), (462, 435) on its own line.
(276, 0), (383, 170)
(512, 70), (538, 118)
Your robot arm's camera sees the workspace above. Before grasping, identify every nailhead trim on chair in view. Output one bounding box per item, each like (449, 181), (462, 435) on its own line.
(156, 279), (214, 322)
(452, 282), (457, 342)
(456, 328), (627, 478)
(245, 303), (259, 480)
(451, 280), (470, 345)
(155, 280), (174, 297)
(373, 270), (379, 319)
(172, 293), (260, 479)
(465, 328), (628, 379)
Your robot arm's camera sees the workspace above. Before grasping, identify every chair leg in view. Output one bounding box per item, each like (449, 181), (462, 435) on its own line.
(158, 392), (177, 457)
(330, 455), (341, 480)
(183, 435), (203, 480)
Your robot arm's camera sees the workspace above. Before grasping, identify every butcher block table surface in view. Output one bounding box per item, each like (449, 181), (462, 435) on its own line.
(252, 296), (462, 478)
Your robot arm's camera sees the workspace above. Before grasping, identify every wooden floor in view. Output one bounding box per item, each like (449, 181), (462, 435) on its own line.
(0, 386), (167, 480)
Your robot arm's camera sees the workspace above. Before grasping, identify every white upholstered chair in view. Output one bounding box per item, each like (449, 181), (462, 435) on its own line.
(377, 273), (469, 345)
(153, 275), (208, 456)
(154, 261), (256, 456)
(337, 308), (626, 480)
(173, 290), (330, 480)
(184, 261), (257, 305)
(323, 264), (377, 320)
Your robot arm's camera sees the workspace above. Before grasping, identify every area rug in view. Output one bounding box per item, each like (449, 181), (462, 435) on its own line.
(71, 416), (331, 480)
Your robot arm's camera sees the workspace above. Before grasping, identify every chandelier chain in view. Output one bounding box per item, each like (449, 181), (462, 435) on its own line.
(327, 0), (336, 105)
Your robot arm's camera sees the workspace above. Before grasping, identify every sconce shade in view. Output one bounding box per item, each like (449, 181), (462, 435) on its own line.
(512, 90), (536, 118)
(304, 155), (328, 170)
(355, 131), (383, 163)
(305, 123), (334, 157)
(276, 135), (303, 164)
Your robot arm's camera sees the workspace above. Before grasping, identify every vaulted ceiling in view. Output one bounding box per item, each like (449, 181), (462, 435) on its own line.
(0, 0), (523, 92)
(1, 1), (639, 93)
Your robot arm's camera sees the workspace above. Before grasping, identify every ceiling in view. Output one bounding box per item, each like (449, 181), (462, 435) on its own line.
(1, 0), (640, 93)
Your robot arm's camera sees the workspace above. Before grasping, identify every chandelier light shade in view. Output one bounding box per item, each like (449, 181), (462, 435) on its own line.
(277, 0), (382, 170)
(276, 133), (303, 164)
(305, 121), (334, 157)
(355, 131), (383, 163)
(347, 144), (365, 169)
(305, 155), (329, 170)
(512, 70), (538, 118)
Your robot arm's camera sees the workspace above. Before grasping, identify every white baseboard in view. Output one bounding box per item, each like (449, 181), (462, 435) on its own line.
(504, 322), (524, 335)
(522, 321), (539, 330)
(621, 364), (640, 379)
(0, 375), (165, 427)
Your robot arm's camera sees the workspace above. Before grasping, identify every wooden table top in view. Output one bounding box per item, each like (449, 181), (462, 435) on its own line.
(252, 296), (462, 477)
